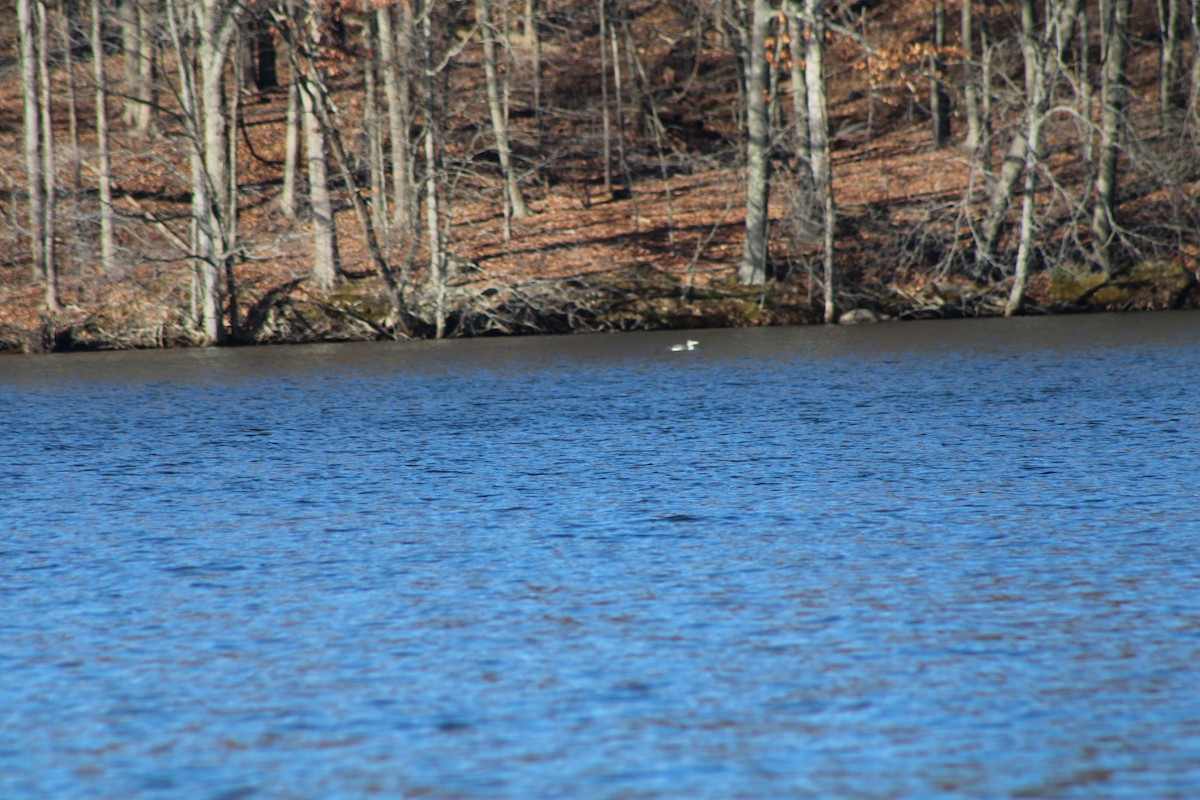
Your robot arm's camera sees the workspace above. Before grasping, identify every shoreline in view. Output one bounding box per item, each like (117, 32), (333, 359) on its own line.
(5, 262), (1196, 354)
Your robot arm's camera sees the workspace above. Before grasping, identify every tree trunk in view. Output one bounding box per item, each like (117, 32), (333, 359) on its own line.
(1158, 0), (1183, 129)
(525, 0), (542, 135)
(165, 0), (232, 343)
(227, 37), (242, 341)
(1005, 0), (1082, 314)
(738, 0), (772, 286)
(199, 0), (238, 340)
(297, 3), (339, 291)
(119, 0), (154, 134)
(478, 0), (530, 228)
(1191, 1), (1200, 115)
(1092, 0), (1132, 276)
(363, 17), (387, 236)
(199, 1), (232, 254)
(377, 3), (414, 236)
(962, 0), (982, 153)
(599, 0), (613, 194)
(980, 0), (1037, 267)
(118, 0), (138, 126)
(610, 12), (633, 201)
(979, 0), (1080, 277)
(137, 1), (156, 133)
(804, 0), (836, 323)
(422, 2), (445, 338)
(274, 1), (407, 324)
(247, 14), (278, 90)
(931, 1), (951, 147)
(786, 2), (811, 188)
(59, 0), (82, 191)
(93, 0), (115, 274)
(36, 0), (59, 311)
(302, 85), (340, 290)
(979, 0), (994, 173)
(19, 0), (48, 294)
(1005, 120), (1040, 316)
(621, 19), (676, 243)
(166, 0), (206, 338)
(280, 75), (300, 219)
(1005, 0), (1043, 316)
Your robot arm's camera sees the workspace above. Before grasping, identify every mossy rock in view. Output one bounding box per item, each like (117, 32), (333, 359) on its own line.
(1053, 260), (1196, 310)
(326, 285), (395, 324)
(1049, 265), (1108, 305)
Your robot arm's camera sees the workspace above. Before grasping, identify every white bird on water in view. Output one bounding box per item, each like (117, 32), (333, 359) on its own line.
(670, 339), (699, 352)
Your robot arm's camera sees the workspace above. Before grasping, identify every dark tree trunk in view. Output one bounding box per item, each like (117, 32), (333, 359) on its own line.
(931, 1), (951, 147)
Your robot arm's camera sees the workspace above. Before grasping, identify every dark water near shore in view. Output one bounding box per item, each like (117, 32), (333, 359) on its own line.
(3, 313), (1199, 799)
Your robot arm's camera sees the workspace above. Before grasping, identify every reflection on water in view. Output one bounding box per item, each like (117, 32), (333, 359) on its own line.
(3, 313), (1200, 798)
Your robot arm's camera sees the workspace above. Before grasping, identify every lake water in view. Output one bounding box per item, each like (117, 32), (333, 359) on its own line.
(2, 313), (1199, 799)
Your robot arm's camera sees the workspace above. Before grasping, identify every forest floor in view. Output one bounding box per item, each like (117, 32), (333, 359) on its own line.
(2, 2), (1198, 352)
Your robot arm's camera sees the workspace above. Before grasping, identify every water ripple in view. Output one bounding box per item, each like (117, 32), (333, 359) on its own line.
(2, 314), (1200, 798)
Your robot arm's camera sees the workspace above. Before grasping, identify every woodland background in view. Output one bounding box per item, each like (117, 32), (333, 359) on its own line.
(2, 0), (1198, 351)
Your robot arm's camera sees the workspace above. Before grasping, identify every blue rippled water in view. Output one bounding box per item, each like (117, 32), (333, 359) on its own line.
(3, 313), (1199, 798)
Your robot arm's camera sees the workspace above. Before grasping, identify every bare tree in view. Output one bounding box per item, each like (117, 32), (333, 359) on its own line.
(377, 1), (416, 237)
(58, 1), (82, 191)
(738, 0), (772, 286)
(93, 0), (116, 275)
(118, 0), (156, 135)
(274, 0), (409, 325)
(1158, 0), (1184, 130)
(1191, 1), (1200, 115)
(279, 70), (301, 219)
(931, 1), (951, 148)
(164, 0), (244, 342)
(523, 0), (543, 135)
(962, 0), (982, 154)
(787, 4), (811, 187)
(288, 0), (339, 290)
(803, 0), (836, 322)
(19, 0), (59, 312)
(421, 0), (446, 337)
(979, 0), (1080, 284)
(363, 16), (388, 236)
(1005, 0), (1083, 316)
(1091, 0), (1133, 276)
(599, 0), (613, 194)
(478, 0), (531, 232)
